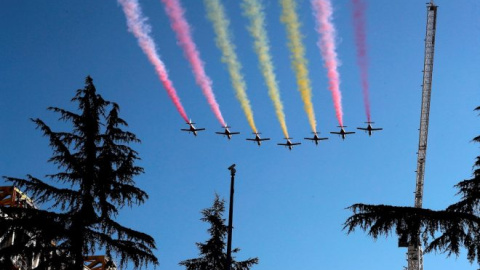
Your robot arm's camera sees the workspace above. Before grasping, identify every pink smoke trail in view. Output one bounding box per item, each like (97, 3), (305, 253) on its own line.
(119, 0), (189, 122)
(161, 0), (226, 126)
(311, 0), (344, 127)
(352, 0), (371, 122)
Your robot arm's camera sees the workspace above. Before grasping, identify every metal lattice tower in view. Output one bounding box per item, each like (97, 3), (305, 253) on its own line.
(407, 1), (438, 270)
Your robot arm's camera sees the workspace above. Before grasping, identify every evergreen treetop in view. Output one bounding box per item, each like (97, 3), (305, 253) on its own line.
(2, 76), (158, 269)
(179, 194), (258, 270)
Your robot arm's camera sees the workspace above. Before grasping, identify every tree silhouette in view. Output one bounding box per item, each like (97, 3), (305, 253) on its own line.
(344, 106), (480, 265)
(179, 194), (258, 270)
(1, 76), (158, 269)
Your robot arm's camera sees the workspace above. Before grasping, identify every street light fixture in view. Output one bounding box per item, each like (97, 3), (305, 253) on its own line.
(226, 164), (236, 270)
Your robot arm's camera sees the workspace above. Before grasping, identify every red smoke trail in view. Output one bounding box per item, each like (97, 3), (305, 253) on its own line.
(161, 0), (226, 126)
(119, 0), (189, 122)
(352, 0), (371, 122)
(311, 0), (344, 126)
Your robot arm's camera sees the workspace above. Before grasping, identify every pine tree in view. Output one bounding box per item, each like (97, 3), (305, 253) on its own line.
(1, 76), (158, 269)
(343, 106), (480, 265)
(179, 194), (258, 270)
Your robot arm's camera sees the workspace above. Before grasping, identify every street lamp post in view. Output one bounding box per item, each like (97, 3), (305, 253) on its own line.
(226, 164), (236, 270)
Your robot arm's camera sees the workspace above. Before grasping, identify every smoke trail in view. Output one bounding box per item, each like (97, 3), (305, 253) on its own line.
(161, 0), (226, 126)
(204, 0), (257, 133)
(242, 0), (289, 138)
(352, 0), (371, 122)
(311, 0), (344, 126)
(118, 0), (188, 122)
(280, 0), (317, 133)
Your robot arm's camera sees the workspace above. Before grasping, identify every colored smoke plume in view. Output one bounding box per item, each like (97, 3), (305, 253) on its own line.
(205, 0), (257, 133)
(280, 0), (317, 133)
(311, 0), (344, 126)
(119, 0), (188, 122)
(161, 0), (226, 126)
(242, 0), (289, 138)
(353, 0), (371, 122)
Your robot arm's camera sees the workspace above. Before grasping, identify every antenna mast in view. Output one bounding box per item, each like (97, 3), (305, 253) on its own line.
(407, 2), (438, 270)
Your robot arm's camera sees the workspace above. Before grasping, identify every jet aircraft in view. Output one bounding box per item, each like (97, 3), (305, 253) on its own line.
(330, 126), (355, 140)
(304, 132), (328, 145)
(246, 132), (270, 146)
(181, 120), (205, 136)
(215, 125), (240, 140)
(277, 138), (301, 150)
(357, 122), (383, 136)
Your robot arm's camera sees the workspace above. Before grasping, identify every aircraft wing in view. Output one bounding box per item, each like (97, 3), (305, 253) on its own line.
(345, 132), (356, 134)
(259, 138), (270, 141)
(230, 132), (240, 135)
(357, 127), (368, 131)
(291, 143), (301, 146)
(304, 138), (314, 140)
(196, 128), (206, 131)
(371, 128), (383, 131)
(277, 143), (288, 146)
(246, 138), (256, 141)
(330, 132), (341, 135)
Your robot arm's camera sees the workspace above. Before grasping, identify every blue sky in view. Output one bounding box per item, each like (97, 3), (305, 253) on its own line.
(1, 0), (480, 269)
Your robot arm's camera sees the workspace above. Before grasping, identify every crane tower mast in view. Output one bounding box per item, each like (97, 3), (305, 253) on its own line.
(407, 1), (438, 270)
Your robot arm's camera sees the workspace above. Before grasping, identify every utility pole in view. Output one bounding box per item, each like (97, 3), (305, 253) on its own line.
(226, 164), (236, 270)
(403, 1), (438, 270)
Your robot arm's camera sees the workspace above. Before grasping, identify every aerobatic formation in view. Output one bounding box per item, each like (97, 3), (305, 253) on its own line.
(118, 0), (382, 150)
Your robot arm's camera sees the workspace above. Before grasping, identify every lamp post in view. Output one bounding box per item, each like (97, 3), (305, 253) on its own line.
(226, 164), (236, 270)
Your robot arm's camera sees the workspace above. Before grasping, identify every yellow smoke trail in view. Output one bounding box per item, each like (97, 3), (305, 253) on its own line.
(242, 0), (289, 138)
(205, 0), (257, 133)
(280, 0), (317, 133)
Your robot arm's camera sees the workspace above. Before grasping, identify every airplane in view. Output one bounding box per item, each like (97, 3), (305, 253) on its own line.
(181, 119), (205, 136)
(304, 132), (328, 145)
(277, 138), (301, 150)
(246, 132), (270, 146)
(330, 126), (355, 140)
(357, 121), (383, 136)
(215, 125), (240, 140)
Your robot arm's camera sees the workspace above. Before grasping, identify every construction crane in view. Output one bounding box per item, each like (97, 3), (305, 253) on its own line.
(405, 1), (438, 270)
